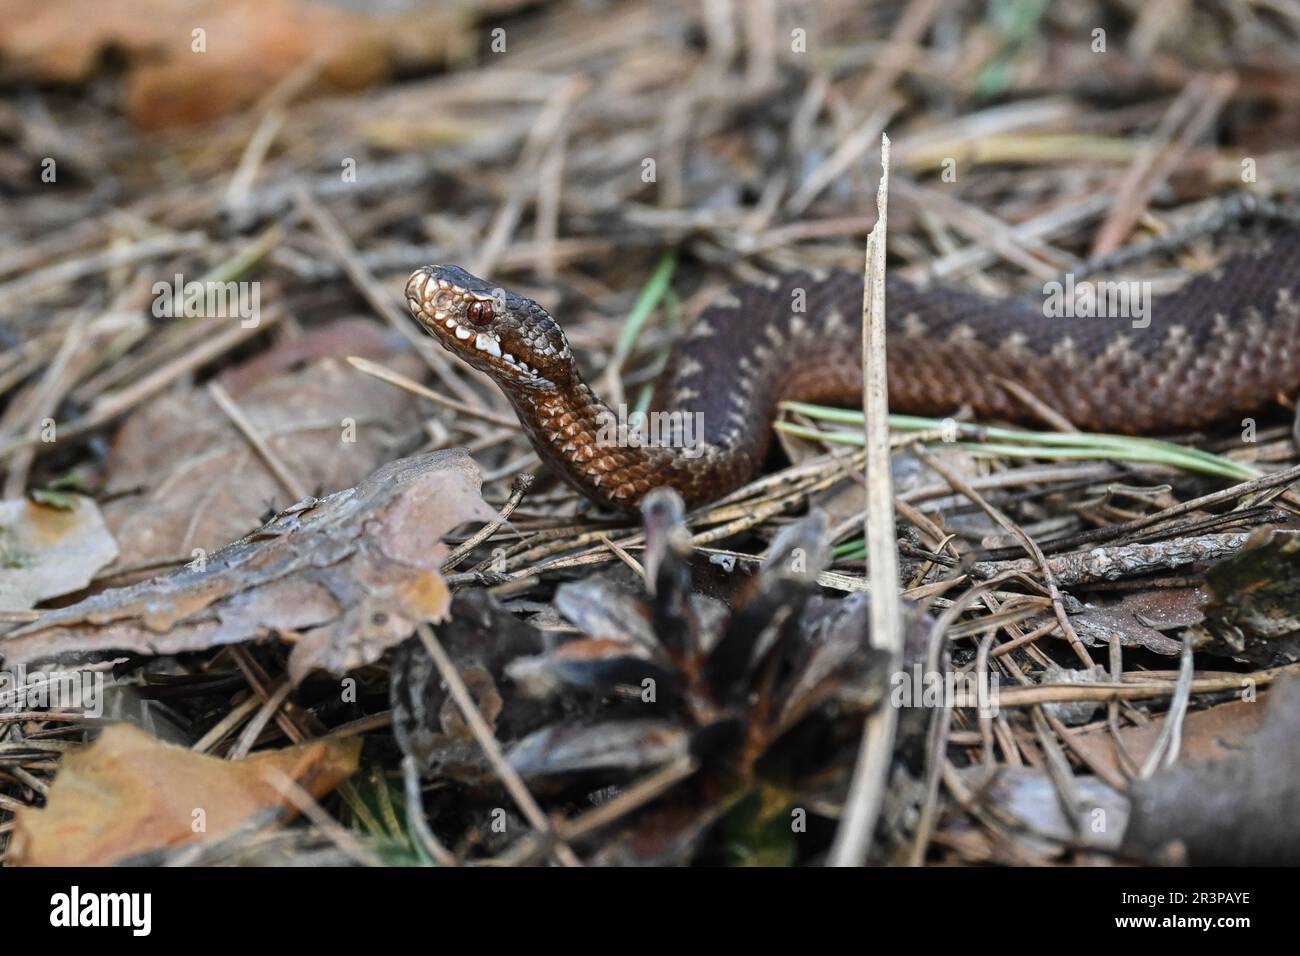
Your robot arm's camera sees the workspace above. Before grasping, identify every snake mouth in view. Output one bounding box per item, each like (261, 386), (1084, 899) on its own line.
(405, 266), (546, 384)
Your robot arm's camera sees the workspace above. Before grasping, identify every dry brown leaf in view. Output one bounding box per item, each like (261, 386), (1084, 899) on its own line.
(1122, 680), (1300, 864)
(2, 449), (495, 681)
(8, 722), (360, 866)
(103, 341), (424, 568)
(214, 317), (403, 394)
(0, 0), (474, 129)
(1072, 696), (1267, 781)
(1070, 586), (1202, 657)
(0, 495), (118, 611)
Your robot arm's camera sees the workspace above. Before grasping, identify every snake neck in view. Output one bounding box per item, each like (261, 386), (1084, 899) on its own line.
(499, 272), (887, 514)
(501, 372), (758, 513)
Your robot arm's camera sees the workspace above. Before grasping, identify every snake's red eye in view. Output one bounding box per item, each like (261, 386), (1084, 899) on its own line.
(467, 300), (494, 325)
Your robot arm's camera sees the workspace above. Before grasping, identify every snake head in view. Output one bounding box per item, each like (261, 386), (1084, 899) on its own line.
(405, 265), (572, 388)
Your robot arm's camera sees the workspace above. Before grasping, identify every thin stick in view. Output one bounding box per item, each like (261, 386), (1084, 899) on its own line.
(346, 355), (521, 430)
(914, 443), (1094, 669)
(229, 679), (294, 760)
(260, 767), (382, 868)
(441, 474), (534, 572)
(0, 308), (283, 460)
(829, 133), (900, 868)
(401, 756), (459, 867)
(488, 756), (699, 867)
(208, 381), (310, 503)
(993, 662), (1299, 707)
(293, 186), (483, 408)
(596, 532), (648, 582)
(1138, 633), (1195, 778)
(191, 695), (262, 754)
(415, 623), (583, 867)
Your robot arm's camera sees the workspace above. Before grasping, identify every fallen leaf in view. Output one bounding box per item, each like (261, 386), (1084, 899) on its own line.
(0, 495), (118, 611)
(983, 681), (1300, 865)
(2, 449), (495, 682)
(960, 765), (1130, 858)
(8, 722), (360, 866)
(214, 318), (405, 394)
(1072, 697), (1267, 782)
(1070, 586), (1200, 657)
(0, 0), (475, 130)
(103, 340), (425, 568)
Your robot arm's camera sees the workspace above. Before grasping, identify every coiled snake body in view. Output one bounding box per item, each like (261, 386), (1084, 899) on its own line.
(405, 232), (1300, 513)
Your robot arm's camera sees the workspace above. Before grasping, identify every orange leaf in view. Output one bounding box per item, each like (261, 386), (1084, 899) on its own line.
(9, 723), (361, 866)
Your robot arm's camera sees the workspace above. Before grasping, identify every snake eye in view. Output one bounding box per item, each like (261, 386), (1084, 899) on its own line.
(467, 300), (495, 325)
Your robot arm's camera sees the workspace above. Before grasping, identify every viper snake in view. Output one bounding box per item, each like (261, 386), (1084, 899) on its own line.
(404, 227), (1300, 513)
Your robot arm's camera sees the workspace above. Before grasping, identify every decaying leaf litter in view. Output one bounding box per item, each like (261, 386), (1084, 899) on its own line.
(3, 1), (1300, 865)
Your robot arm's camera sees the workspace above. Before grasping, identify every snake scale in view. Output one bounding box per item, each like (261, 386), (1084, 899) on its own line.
(404, 230), (1300, 513)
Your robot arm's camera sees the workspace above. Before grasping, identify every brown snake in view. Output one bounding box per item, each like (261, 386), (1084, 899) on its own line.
(405, 230), (1300, 514)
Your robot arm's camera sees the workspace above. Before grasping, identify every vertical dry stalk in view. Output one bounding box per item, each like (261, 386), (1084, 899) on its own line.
(828, 133), (903, 867)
